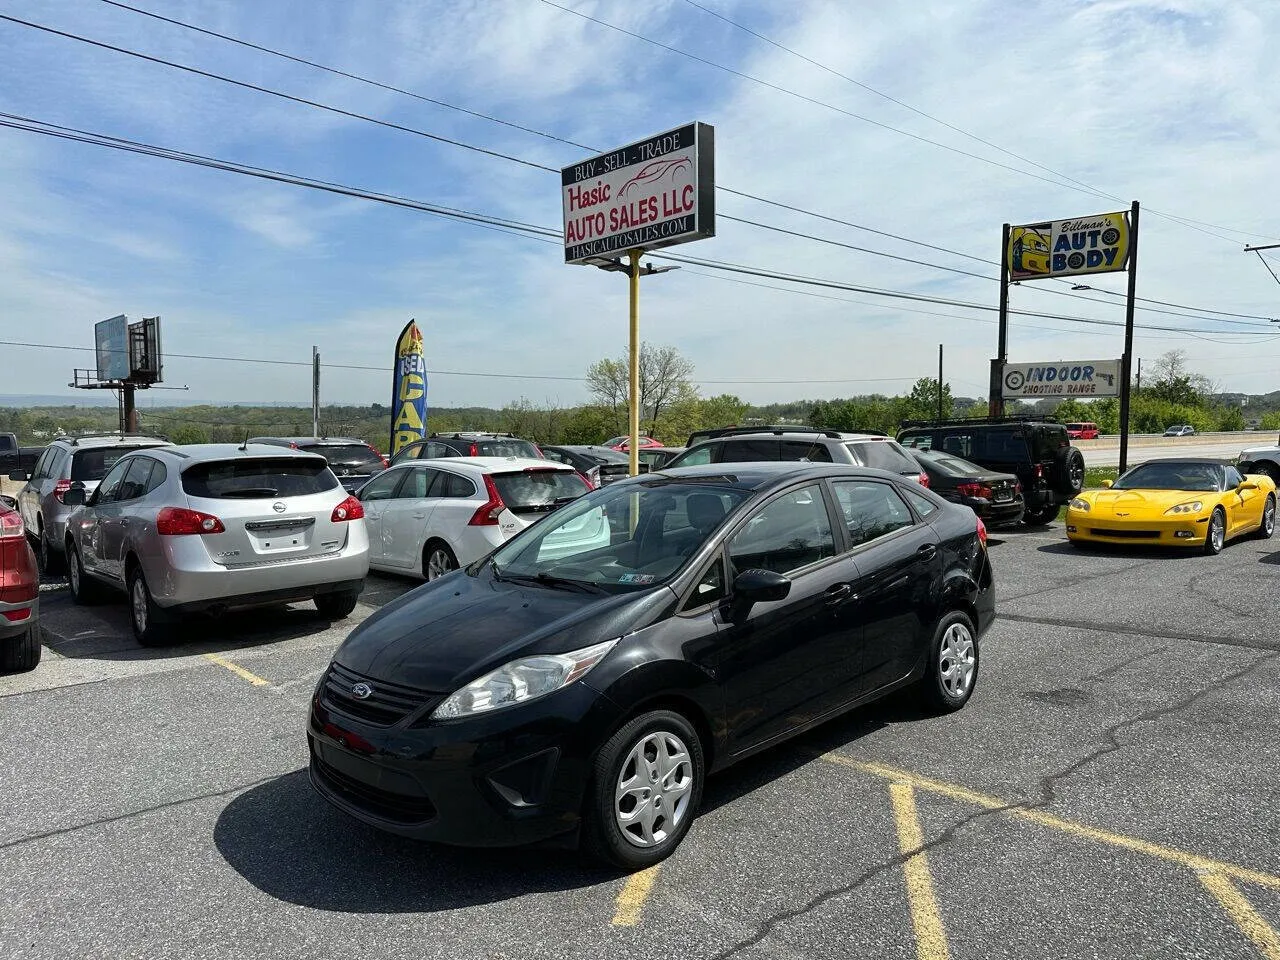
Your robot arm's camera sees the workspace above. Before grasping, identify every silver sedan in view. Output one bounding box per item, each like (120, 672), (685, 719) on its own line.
(63, 444), (370, 646)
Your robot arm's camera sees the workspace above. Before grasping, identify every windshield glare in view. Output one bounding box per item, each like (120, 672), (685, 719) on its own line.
(487, 480), (750, 591)
(1113, 462), (1221, 492)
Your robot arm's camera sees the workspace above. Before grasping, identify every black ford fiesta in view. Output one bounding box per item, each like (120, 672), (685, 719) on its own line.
(308, 463), (995, 869)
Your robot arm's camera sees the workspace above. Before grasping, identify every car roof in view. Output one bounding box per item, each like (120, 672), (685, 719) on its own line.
(56, 435), (170, 449)
(642, 462), (910, 491)
(148, 443), (329, 464)
(385, 456), (569, 475)
(248, 436), (367, 445)
(428, 432), (530, 440)
(696, 430), (887, 443)
(1133, 457), (1228, 467)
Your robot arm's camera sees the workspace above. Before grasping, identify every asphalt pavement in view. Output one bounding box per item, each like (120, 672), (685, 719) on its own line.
(3, 526), (1280, 959)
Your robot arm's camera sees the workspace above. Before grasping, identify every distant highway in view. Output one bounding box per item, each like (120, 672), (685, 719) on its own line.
(1077, 431), (1277, 468)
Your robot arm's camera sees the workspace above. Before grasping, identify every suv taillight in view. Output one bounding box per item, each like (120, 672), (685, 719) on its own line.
(469, 475), (505, 526)
(1034, 464), (1044, 480)
(53, 479), (73, 503)
(331, 496), (364, 522)
(157, 507), (225, 536)
(0, 509), (24, 540)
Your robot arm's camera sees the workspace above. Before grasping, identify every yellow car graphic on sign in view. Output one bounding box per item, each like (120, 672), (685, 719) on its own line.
(1009, 226), (1051, 275)
(1065, 459), (1276, 554)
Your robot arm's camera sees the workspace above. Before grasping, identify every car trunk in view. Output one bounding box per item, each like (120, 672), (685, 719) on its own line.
(490, 468), (595, 539)
(180, 457), (350, 567)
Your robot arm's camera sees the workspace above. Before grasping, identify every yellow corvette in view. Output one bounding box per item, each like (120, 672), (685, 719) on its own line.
(1066, 458), (1276, 554)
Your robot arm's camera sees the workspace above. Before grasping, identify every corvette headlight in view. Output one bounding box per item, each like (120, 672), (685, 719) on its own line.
(431, 638), (618, 720)
(1164, 501), (1203, 515)
(1069, 498), (1090, 511)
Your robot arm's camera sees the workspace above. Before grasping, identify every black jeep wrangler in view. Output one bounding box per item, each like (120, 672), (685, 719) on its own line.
(897, 417), (1086, 525)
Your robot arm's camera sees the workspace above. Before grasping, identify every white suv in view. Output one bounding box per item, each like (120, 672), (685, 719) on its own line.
(355, 457), (602, 580)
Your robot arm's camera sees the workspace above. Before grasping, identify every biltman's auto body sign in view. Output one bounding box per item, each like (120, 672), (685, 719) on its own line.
(1007, 211), (1131, 281)
(561, 122), (715, 264)
(1002, 360), (1122, 398)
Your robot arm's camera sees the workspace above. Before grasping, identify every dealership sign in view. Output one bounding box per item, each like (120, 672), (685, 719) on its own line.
(1002, 359), (1122, 398)
(561, 122), (715, 264)
(1007, 211), (1131, 281)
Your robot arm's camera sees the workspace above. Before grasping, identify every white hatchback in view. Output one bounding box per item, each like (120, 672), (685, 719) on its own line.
(356, 457), (605, 580)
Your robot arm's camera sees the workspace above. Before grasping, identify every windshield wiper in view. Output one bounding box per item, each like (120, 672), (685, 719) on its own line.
(500, 572), (604, 594)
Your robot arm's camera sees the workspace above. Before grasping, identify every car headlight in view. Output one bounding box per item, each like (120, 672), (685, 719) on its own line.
(1069, 498), (1091, 511)
(1164, 501), (1203, 515)
(431, 638), (619, 720)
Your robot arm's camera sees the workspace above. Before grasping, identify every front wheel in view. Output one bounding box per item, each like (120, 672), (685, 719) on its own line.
(1256, 494), (1276, 540)
(1203, 508), (1226, 555)
(315, 589), (360, 619)
(583, 710), (704, 871)
(915, 611), (979, 714)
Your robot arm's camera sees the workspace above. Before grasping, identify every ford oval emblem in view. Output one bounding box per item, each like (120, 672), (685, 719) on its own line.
(351, 682), (373, 700)
(273, 501), (287, 513)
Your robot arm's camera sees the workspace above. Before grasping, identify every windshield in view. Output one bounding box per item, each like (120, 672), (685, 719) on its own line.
(182, 458), (339, 499)
(1112, 462), (1222, 492)
(487, 479), (751, 592)
(310, 444), (383, 469)
(476, 439), (542, 458)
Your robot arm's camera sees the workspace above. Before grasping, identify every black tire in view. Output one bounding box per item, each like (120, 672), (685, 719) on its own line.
(1255, 463), (1280, 487)
(127, 565), (174, 647)
(66, 541), (105, 605)
(1022, 501), (1060, 526)
(38, 524), (62, 577)
(0, 622), (42, 673)
(1255, 494), (1276, 540)
(1203, 507), (1226, 556)
(422, 540), (458, 582)
(1054, 447), (1086, 496)
(315, 589), (360, 619)
(582, 709), (705, 871)
(915, 610), (980, 714)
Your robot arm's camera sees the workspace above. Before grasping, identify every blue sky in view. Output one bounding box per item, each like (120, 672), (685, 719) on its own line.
(2, 0), (1279, 410)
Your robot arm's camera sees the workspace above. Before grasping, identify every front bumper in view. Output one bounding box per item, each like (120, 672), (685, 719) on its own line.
(1065, 512), (1209, 546)
(307, 674), (624, 847)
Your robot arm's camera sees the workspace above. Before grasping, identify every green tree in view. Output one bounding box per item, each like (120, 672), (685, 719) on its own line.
(904, 377), (953, 421)
(585, 343), (698, 439)
(168, 424), (210, 444)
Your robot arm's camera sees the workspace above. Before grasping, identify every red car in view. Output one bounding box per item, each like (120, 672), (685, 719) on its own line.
(1064, 422), (1099, 440)
(0, 494), (40, 672)
(604, 435), (664, 451)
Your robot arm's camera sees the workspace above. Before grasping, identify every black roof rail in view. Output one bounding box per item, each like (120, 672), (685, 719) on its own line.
(65, 432), (169, 447)
(684, 425), (856, 445)
(899, 415), (1060, 429)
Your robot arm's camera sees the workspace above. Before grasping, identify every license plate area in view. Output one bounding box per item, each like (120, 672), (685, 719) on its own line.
(245, 517), (316, 554)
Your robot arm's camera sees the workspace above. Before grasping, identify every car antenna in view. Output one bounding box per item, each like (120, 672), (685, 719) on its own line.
(239, 433), (249, 452)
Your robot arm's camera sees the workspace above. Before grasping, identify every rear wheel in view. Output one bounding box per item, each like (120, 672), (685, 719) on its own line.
(38, 524), (62, 577)
(128, 565), (174, 647)
(423, 541), (457, 582)
(582, 710), (704, 871)
(0, 622), (42, 673)
(916, 611), (979, 714)
(315, 589), (360, 619)
(66, 542), (104, 604)
(1203, 508), (1226, 555)
(1256, 494), (1276, 540)
(1023, 501), (1059, 526)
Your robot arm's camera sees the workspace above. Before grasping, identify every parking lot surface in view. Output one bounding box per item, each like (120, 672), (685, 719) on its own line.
(3, 524), (1280, 959)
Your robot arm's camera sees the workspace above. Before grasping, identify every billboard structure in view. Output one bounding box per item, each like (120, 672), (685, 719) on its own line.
(1001, 360), (1122, 399)
(78, 314), (166, 433)
(389, 320), (428, 457)
(94, 315), (130, 381)
(1007, 211), (1131, 282)
(128, 316), (163, 384)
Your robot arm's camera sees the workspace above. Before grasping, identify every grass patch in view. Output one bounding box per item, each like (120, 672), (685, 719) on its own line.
(1084, 466), (1119, 489)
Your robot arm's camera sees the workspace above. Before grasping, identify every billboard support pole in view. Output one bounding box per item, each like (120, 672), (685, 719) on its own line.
(312, 346), (320, 438)
(991, 222), (1011, 418)
(1118, 200), (1140, 475)
(628, 249), (642, 478)
(937, 344), (944, 421)
(122, 384), (137, 433)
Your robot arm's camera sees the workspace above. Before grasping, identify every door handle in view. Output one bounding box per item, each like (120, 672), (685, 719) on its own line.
(916, 543), (938, 560)
(824, 583), (856, 605)
(412, 513), (426, 520)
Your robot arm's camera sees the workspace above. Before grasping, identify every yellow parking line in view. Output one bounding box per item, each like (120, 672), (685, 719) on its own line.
(888, 782), (952, 960)
(822, 754), (1280, 892)
(611, 864), (660, 926)
(203, 653), (270, 687)
(1199, 871), (1280, 960)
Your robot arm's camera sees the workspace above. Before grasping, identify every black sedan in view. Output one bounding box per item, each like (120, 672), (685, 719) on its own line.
(308, 463), (995, 869)
(913, 448), (1025, 528)
(540, 444), (632, 488)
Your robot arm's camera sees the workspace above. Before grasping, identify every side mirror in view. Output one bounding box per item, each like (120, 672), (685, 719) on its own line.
(63, 487), (86, 506)
(733, 568), (792, 605)
(7, 469), (26, 482)
(1101, 479), (1114, 488)
(1238, 480), (1259, 491)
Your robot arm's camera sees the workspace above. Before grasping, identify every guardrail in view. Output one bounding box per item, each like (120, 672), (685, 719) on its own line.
(1074, 431), (1277, 449)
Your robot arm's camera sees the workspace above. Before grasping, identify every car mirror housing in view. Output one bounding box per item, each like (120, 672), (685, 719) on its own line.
(62, 487), (86, 506)
(7, 469), (27, 482)
(733, 568), (792, 605)
(1101, 479), (1114, 488)
(1238, 480), (1259, 491)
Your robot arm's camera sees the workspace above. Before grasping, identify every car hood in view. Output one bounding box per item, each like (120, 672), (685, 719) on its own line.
(333, 569), (677, 693)
(1081, 489), (1212, 516)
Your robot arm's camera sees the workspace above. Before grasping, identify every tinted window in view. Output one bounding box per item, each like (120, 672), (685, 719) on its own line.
(389, 440), (428, 465)
(30, 448), (52, 481)
(491, 470), (589, 514)
(117, 458), (155, 501)
(541, 449), (573, 466)
(1031, 428), (1067, 461)
(144, 460), (168, 494)
(848, 441), (917, 473)
(71, 445), (157, 482)
(94, 458), (133, 504)
(780, 441), (833, 462)
(831, 480), (916, 546)
(920, 451), (982, 477)
(728, 484), (836, 575)
(308, 444), (383, 469)
(475, 439), (541, 459)
(720, 439), (778, 462)
(440, 473), (476, 498)
(359, 469), (405, 501)
(399, 467), (437, 499)
(672, 445), (715, 467)
(1113, 462), (1220, 492)
(182, 458), (338, 499)
(683, 555), (727, 610)
(901, 486), (939, 518)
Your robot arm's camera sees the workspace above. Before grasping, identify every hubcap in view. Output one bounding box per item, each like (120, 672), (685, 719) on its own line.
(939, 622), (976, 699)
(132, 578), (148, 633)
(1265, 500), (1275, 535)
(1211, 514), (1224, 550)
(615, 730), (694, 848)
(427, 549), (453, 580)
(69, 553), (80, 593)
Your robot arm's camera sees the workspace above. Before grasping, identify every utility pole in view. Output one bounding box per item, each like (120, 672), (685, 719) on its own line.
(311, 345), (320, 438)
(937, 344), (944, 421)
(1135, 357), (1142, 395)
(990, 223), (1011, 417)
(1118, 200), (1141, 474)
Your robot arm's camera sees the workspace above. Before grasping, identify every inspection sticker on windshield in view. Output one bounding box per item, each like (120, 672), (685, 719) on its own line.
(619, 573), (656, 584)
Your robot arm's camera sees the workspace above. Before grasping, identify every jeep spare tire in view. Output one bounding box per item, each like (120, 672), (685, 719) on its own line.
(1055, 447), (1086, 496)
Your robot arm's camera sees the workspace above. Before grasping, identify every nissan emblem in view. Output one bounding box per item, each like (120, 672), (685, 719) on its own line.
(273, 501), (287, 513)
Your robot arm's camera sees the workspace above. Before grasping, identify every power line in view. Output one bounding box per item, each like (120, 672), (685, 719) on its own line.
(17, 10), (1276, 327)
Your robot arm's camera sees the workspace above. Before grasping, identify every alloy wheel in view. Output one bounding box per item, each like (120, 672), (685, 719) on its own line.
(1264, 498), (1276, 537)
(614, 730), (694, 848)
(1209, 512), (1225, 552)
(69, 550), (81, 595)
(132, 577), (148, 634)
(426, 548), (454, 580)
(939, 622), (976, 699)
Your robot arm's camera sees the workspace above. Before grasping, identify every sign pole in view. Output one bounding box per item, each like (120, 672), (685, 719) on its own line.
(937, 344), (944, 421)
(628, 249), (642, 477)
(991, 223), (1011, 418)
(1118, 200), (1140, 475)
(312, 345), (320, 438)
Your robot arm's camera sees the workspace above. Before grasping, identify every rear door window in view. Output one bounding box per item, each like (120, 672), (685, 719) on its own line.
(439, 472), (476, 498)
(719, 439), (779, 462)
(491, 469), (589, 515)
(182, 458), (338, 499)
(780, 441), (833, 462)
(117, 458), (155, 502)
(71, 445), (157, 482)
(831, 480), (916, 547)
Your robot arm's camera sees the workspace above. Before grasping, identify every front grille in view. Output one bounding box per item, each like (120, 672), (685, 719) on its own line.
(1090, 528), (1159, 539)
(313, 753), (436, 824)
(321, 662), (441, 726)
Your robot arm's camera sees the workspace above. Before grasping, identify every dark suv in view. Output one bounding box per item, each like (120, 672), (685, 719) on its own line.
(897, 418), (1085, 525)
(390, 432), (543, 465)
(666, 427), (928, 485)
(249, 437), (388, 493)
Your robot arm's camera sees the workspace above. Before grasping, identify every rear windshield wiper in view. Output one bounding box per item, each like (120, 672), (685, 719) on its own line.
(217, 487), (280, 498)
